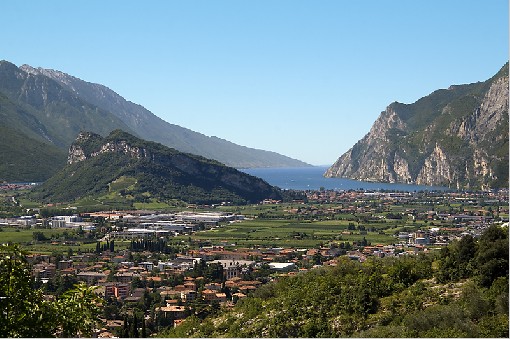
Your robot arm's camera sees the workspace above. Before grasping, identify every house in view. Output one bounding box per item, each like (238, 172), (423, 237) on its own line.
(173, 319), (185, 327)
(157, 305), (187, 320)
(231, 292), (247, 302)
(215, 292), (227, 303)
(57, 260), (73, 270)
(115, 272), (140, 284)
(183, 281), (197, 291)
(32, 262), (56, 279)
(77, 271), (107, 285)
(180, 290), (197, 302)
(209, 259), (255, 279)
(104, 283), (129, 300)
(138, 261), (154, 271)
(202, 289), (217, 302)
(204, 282), (222, 291)
(202, 289), (227, 303)
(131, 287), (146, 298)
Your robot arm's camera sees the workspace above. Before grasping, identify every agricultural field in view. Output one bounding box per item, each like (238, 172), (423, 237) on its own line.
(178, 203), (428, 248)
(0, 227), (130, 254)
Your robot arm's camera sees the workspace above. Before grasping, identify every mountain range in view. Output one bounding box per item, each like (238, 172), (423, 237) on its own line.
(30, 129), (282, 205)
(325, 63), (509, 190)
(0, 60), (309, 182)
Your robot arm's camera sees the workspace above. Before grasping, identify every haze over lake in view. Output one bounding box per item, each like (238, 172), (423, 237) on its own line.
(241, 166), (450, 192)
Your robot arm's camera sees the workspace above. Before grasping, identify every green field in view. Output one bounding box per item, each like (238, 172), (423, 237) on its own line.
(176, 216), (413, 248)
(0, 227), (130, 254)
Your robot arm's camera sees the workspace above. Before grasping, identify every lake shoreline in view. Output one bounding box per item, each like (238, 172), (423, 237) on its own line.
(241, 166), (451, 192)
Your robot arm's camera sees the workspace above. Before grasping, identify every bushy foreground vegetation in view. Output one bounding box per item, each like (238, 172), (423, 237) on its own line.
(160, 225), (508, 338)
(0, 244), (102, 338)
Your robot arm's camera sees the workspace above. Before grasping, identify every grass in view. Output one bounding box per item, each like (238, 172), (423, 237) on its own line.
(0, 227), (130, 254)
(178, 217), (402, 248)
(108, 176), (137, 192)
(0, 227), (68, 243)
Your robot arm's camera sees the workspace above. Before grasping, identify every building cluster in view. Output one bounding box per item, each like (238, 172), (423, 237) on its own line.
(0, 211), (242, 233)
(26, 244), (306, 336)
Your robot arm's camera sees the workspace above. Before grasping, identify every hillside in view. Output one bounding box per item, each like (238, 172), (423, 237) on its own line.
(0, 61), (134, 149)
(160, 225), (508, 338)
(0, 60), (136, 182)
(20, 64), (311, 169)
(30, 130), (282, 205)
(325, 63), (509, 190)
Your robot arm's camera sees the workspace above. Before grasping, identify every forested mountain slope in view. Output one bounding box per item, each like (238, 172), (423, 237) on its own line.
(0, 61), (134, 182)
(31, 130), (282, 205)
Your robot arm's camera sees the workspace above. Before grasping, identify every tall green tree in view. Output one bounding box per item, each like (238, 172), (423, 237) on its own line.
(475, 225), (509, 287)
(0, 243), (103, 337)
(54, 282), (103, 337)
(0, 244), (55, 337)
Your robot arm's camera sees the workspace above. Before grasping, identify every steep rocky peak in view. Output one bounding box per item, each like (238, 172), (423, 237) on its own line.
(367, 105), (407, 141)
(20, 64), (76, 88)
(325, 63), (508, 189)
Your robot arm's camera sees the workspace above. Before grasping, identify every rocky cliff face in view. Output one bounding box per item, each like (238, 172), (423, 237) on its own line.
(325, 64), (509, 190)
(68, 131), (152, 164)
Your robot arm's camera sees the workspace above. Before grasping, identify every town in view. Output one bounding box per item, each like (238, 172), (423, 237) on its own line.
(1, 187), (508, 337)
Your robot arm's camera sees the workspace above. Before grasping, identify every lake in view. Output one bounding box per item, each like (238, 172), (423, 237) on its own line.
(241, 166), (450, 192)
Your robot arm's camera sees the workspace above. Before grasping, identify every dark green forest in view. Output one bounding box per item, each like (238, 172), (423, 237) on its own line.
(160, 225), (509, 338)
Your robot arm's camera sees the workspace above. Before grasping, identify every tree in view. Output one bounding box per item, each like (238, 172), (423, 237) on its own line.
(32, 231), (48, 242)
(0, 244), (103, 338)
(475, 225), (508, 288)
(0, 244), (55, 337)
(131, 313), (139, 338)
(54, 282), (103, 337)
(123, 314), (129, 338)
(436, 234), (477, 283)
(141, 315), (147, 338)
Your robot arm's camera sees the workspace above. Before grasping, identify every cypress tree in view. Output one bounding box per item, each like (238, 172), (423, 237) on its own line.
(131, 313), (139, 338)
(141, 316), (147, 338)
(122, 314), (129, 338)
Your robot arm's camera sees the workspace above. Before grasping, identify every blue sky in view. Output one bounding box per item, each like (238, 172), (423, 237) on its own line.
(2, 0), (508, 165)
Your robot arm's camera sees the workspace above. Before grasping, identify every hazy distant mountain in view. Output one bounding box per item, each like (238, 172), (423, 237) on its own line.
(20, 64), (310, 169)
(31, 130), (282, 204)
(0, 60), (135, 182)
(325, 63), (509, 190)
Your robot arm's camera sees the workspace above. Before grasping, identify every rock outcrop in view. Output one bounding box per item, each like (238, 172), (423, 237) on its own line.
(325, 63), (509, 190)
